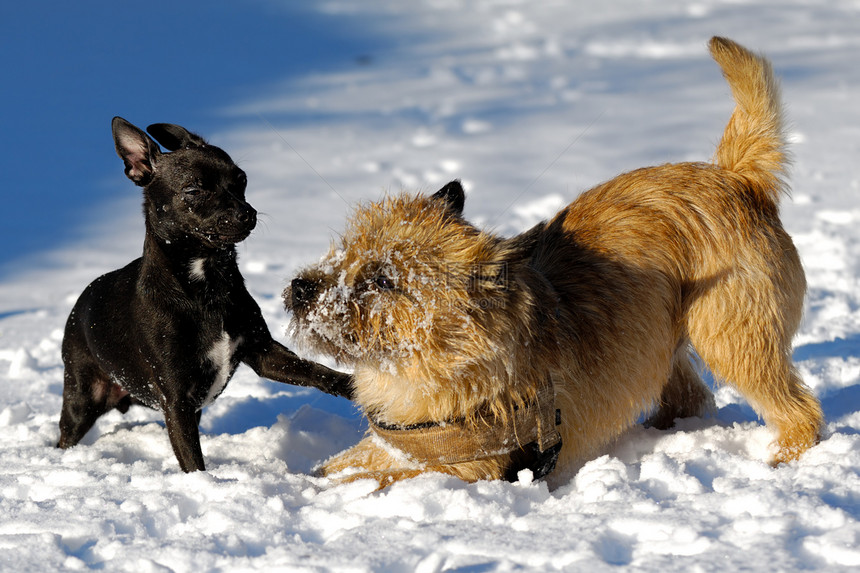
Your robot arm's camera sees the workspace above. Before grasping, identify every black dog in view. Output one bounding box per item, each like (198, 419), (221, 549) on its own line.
(58, 117), (352, 472)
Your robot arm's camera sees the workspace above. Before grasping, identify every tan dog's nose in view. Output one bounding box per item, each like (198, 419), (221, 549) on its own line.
(290, 277), (319, 309)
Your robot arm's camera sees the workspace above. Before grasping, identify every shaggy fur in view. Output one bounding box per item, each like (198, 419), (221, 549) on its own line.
(285, 37), (823, 488)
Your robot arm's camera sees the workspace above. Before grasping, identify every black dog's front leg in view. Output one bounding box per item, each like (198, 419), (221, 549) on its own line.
(161, 399), (206, 472)
(245, 340), (354, 400)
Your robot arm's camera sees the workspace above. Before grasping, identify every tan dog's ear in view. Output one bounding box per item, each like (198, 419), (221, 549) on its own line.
(430, 180), (465, 215)
(498, 222), (545, 262)
(471, 223), (547, 297)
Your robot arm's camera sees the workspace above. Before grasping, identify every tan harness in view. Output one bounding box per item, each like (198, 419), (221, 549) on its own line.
(366, 377), (562, 474)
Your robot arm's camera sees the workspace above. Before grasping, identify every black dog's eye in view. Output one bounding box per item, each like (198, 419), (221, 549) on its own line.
(183, 187), (203, 198)
(375, 275), (395, 290)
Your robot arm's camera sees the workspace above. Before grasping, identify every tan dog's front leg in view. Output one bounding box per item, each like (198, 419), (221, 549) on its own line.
(321, 436), (510, 489)
(321, 437), (427, 489)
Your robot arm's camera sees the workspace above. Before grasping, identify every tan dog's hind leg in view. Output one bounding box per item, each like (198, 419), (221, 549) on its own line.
(687, 261), (822, 464)
(646, 347), (715, 430)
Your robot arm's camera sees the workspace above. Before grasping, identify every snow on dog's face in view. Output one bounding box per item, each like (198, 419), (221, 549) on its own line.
(285, 181), (507, 377)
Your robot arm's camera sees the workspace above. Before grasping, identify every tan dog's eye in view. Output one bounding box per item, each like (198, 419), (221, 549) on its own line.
(375, 275), (395, 290)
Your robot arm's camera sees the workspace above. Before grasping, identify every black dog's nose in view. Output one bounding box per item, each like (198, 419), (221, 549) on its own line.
(290, 277), (319, 309)
(237, 205), (257, 227)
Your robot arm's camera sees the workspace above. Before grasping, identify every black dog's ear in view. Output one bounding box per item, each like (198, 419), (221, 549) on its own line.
(146, 123), (207, 152)
(430, 180), (465, 215)
(112, 117), (161, 186)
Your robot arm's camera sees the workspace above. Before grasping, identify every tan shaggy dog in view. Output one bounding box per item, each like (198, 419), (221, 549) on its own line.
(285, 37), (823, 489)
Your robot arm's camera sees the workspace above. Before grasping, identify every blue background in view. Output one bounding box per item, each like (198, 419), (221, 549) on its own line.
(0, 1), (384, 275)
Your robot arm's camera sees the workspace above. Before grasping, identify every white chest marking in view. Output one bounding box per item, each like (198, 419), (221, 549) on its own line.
(204, 331), (242, 406)
(189, 258), (206, 281)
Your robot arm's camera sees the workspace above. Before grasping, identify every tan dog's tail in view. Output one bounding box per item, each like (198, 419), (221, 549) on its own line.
(710, 36), (787, 201)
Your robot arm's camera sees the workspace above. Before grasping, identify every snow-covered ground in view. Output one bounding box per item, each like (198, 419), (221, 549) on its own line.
(2, 1), (860, 570)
